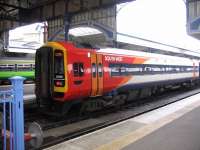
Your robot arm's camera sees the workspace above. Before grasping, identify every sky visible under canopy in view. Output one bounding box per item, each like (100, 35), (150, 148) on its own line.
(117, 0), (200, 51)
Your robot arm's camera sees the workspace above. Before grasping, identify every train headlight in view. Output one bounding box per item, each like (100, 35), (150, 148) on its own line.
(54, 80), (65, 87)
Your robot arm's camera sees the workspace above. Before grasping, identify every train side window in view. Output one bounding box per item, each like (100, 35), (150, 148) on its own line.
(73, 63), (79, 77)
(110, 64), (120, 76)
(145, 67), (151, 72)
(73, 62), (84, 77)
(120, 66), (126, 76)
(79, 63), (84, 77)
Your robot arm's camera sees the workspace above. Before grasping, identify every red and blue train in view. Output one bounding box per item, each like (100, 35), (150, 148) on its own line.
(35, 42), (200, 114)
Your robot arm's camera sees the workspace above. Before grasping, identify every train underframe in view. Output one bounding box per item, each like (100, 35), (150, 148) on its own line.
(37, 78), (200, 117)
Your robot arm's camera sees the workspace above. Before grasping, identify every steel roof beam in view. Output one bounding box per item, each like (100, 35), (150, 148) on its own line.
(0, 2), (27, 10)
(0, 14), (19, 21)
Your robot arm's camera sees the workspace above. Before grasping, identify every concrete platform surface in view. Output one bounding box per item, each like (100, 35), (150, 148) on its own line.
(46, 93), (200, 150)
(123, 105), (200, 150)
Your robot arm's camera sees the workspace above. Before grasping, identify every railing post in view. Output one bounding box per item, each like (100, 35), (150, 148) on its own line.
(9, 76), (25, 150)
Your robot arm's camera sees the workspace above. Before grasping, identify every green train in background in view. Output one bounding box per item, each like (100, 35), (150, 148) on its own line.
(0, 58), (35, 85)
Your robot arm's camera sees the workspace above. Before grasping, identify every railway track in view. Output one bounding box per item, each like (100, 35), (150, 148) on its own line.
(24, 86), (200, 150)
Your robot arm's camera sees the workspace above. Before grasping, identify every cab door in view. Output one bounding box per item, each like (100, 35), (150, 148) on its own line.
(91, 53), (103, 96)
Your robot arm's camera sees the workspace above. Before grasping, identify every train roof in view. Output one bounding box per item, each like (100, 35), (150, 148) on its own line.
(98, 47), (199, 62)
(71, 40), (200, 60)
(117, 33), (200, 59)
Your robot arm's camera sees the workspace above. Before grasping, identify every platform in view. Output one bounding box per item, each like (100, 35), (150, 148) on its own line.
(46, 93), (200, 150)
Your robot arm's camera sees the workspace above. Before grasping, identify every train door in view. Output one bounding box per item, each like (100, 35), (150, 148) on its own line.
(97, 54), (103, 95)
(91, 53), (103, 96)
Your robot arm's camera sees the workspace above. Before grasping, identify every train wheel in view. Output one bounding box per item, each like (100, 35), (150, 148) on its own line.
(60, 102), (72, 116)
(138, 88), (152, 99)
(126, 90), (140, 102)
(114, 94), (127, 106)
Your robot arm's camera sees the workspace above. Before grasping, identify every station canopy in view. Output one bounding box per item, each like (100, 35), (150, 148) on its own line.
(0, 0), (135, 33)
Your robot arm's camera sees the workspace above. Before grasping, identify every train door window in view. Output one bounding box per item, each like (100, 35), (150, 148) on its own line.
(92, 63), (96, 77)
(98, 63), (103, 77)
(73, 62), (84, 77)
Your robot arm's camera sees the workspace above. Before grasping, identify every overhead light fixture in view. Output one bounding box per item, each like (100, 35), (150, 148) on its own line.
(69, 27), (102, 37)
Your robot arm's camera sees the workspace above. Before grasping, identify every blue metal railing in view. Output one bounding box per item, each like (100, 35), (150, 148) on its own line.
(0, 76), (25, 150)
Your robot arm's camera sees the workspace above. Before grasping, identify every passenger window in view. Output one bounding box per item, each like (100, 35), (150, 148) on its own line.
(73, 63), (79, 77)
(79, 63), (84, 76)
(110, 64), (121, 76)
(73, 62), (84, 77)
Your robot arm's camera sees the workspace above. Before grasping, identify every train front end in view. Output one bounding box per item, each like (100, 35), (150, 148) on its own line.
(35, 42), (68, 107)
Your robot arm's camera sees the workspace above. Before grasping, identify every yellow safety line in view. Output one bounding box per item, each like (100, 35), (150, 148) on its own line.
(95, 99), (200, 150)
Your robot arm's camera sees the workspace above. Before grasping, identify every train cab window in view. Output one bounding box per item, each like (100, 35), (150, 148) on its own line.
(54, 50), (64, 76)
(73, 62), (84, 77)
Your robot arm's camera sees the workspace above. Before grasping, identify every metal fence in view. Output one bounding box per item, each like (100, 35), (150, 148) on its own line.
(0, 76), (25, 150)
